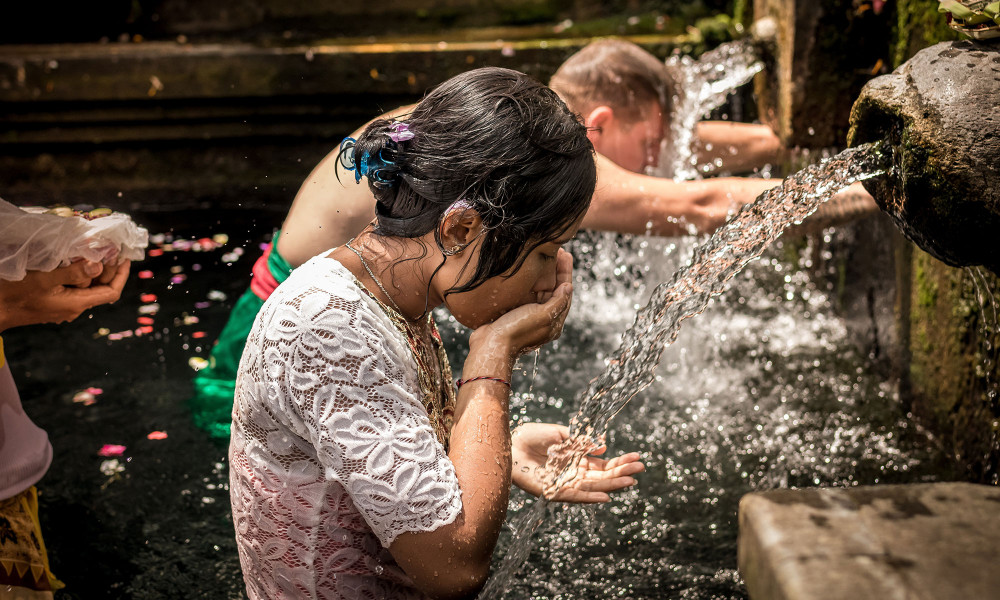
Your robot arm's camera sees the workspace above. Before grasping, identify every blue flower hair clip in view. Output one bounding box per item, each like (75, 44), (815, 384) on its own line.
(338, 137), (400, 189)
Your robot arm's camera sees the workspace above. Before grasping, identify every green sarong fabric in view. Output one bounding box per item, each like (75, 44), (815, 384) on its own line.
(190, 231), (294, 439)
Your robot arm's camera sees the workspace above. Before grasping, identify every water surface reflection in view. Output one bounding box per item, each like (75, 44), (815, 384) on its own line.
(6, 207), (952, 599)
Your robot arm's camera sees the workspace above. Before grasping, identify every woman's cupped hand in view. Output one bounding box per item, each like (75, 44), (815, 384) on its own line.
(511, 422), (645, 503)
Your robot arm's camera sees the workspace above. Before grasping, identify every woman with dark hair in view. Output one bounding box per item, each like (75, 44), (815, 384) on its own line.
(228, 67), (644, 600)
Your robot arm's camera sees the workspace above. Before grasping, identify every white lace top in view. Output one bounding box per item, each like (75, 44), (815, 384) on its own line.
(229, 255), (463, 600)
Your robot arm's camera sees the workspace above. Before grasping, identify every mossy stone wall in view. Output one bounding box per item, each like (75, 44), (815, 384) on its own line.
(893, 0), (961, 66)
(756, 0), (998, 482)
(890, 0), (998, 483)
(907, 250), (1000, 482)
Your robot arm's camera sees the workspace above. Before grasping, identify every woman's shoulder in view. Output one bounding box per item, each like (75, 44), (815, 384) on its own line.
(275, 253), (360, 303)
(265, 254), (407, 350)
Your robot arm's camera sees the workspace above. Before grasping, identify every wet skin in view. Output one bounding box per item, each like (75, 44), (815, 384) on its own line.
(586, 99), (665, 174)
(330, 209), (644, 598)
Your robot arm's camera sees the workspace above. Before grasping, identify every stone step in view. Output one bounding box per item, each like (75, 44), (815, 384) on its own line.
(0, 32), (684, 208)
(0, 33), (683, 145)
(738, 482), (1000, 600)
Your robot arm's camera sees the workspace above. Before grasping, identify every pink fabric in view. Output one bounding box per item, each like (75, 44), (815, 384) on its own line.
(0, 354), (52, 500)
(249, 244), (280, 301)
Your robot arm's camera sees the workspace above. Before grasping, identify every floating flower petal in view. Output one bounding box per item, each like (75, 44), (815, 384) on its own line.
(98, 444), (126, 457)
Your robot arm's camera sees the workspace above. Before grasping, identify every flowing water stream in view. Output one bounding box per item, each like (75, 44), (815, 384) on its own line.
(658, 38), (764, 181)
(477, 142), (897, 599)
(966, 266), (1000, 484)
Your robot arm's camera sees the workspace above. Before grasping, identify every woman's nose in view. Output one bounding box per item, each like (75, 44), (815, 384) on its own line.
(538, 269), (557, 294)
(533, 259), (559, 294)
(539, 247), (573, 294)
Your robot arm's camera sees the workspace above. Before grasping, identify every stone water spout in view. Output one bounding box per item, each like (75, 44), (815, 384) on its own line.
(848, 40), (1000, 274)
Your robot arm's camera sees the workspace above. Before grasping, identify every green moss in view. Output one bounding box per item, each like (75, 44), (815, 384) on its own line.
(780, 235), (807, 265)
(847, 97), (907, 148)
(908, 249), (1000, 481)
(732, 0), (750, 29)
(914, 254), (937, 308)
(835, 258), (849, 308)
(910, 250), (967, 413)
(559, 12), (703, 38)
(693, 14), (739, 48)
(893, 0), (960, 67)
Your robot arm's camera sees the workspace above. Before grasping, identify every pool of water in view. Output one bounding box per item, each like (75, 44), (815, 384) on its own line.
(474, 225), (956, 599)
(4, 209), (283, 600)
(5, 208), (956, 599)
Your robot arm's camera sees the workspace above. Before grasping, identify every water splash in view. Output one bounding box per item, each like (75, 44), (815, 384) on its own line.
(966, 266), (1000, 484)
(658, 38), (764, 181)
(478, 142), (890, 599)
(968, 267), (999, 403)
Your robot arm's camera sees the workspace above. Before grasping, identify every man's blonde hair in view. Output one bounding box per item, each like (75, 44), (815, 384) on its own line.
(550, 39), (675, 125)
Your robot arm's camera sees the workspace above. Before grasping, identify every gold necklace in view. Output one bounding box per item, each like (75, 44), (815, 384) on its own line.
(343, 238), (409, 319)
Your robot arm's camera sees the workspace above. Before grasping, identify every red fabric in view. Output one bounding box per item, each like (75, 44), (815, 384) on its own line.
(249, 244), (280, 301)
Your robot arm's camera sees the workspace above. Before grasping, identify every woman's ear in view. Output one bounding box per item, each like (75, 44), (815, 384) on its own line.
(439, 205), (483, 255)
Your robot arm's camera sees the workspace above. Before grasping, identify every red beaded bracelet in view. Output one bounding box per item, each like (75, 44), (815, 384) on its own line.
(455, 376), (511, 389)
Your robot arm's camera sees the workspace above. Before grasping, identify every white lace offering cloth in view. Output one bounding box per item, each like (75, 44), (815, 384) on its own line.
(0, 199), (148, 281)
(230, 256), (463, 599)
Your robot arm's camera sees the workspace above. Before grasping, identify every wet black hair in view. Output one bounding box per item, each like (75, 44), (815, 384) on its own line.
(339, 66), (596, 295)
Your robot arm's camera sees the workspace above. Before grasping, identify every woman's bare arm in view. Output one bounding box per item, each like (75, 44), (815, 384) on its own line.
(388, 281), (574, 599)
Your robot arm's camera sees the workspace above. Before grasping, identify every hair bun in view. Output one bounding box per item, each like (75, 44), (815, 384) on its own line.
(338, 137), (402, 189)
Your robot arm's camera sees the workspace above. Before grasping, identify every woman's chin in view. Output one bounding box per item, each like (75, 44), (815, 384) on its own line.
(447, 305), (507, 331)
(451, 313), (490, 330)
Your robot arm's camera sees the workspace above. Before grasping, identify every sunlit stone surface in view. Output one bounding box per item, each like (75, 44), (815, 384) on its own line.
(738, 482), (1000, 600)
(849, 40), (1000, 274)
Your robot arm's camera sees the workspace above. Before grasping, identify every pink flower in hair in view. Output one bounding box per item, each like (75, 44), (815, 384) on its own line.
(389, 122), (415, 142)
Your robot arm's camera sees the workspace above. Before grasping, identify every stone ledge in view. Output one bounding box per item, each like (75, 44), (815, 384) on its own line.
(0, 34), (684, 148)
(0, 33), (683, 208)
(0, 34), (684, 104)
(738, 482), (1000, 600)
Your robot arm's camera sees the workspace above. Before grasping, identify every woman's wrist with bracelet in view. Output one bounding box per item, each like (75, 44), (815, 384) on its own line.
(460, 330), (517, 405)
(455, 375), (511, 389)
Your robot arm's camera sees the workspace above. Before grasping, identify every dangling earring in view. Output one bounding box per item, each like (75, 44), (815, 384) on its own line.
(441, 199), (473, 257)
